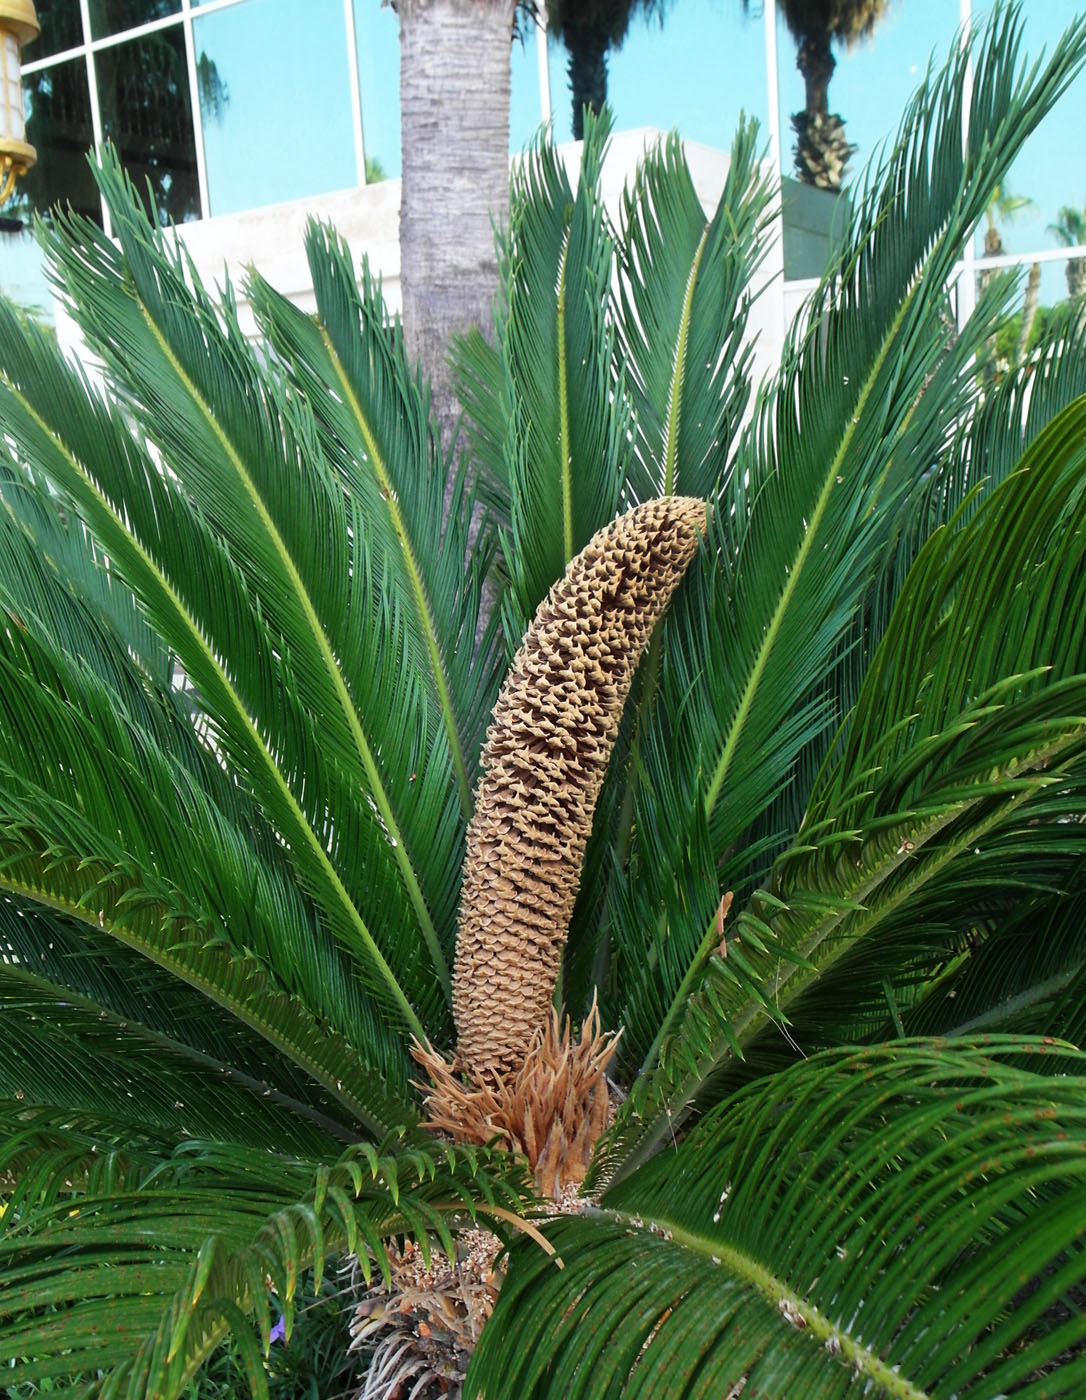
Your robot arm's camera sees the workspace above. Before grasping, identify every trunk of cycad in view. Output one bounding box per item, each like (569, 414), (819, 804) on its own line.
(416, 496), (706, 1195)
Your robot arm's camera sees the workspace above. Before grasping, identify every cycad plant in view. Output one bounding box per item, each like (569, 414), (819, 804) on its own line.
(3, 8), (1086, 1398)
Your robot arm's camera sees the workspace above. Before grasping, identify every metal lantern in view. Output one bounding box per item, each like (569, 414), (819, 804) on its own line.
(0, 0), (39, 205)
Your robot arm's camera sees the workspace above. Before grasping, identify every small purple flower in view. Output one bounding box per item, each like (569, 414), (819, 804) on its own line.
(269, 1315), (286, 1345)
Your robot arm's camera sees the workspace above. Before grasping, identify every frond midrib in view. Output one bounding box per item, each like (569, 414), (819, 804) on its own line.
(318, 324), (474, 821)
(597, 1206), (931, 1400)
(663, 224), (709, 496)
(557, 224), (574, 562)
(703, 279), (912, 819)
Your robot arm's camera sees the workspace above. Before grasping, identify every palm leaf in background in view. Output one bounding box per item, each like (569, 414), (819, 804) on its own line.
(1, 5), (1085, 1396)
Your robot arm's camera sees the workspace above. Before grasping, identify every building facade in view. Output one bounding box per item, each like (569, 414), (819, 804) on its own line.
(3, 0), (1084, 358)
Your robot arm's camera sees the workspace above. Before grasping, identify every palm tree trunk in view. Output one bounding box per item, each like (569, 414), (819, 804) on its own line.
(568, 26), (609, 140)
(1014, 261), (1041, 366)
(797, 31), (835, 120)
(398, 0), (516, 455)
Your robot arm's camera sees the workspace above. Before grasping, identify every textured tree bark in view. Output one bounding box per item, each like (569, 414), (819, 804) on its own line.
(398, 0), (516, 457)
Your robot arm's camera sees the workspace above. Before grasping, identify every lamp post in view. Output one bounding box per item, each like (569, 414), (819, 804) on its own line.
(0, 0), (39, 206)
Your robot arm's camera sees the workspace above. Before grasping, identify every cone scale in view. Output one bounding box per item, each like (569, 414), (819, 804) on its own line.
(452, 496), (707, 1079)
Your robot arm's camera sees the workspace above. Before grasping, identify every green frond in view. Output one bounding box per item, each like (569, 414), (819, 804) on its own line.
(0, 487), (415, 1120)
(617, 119), (772, 500)
(598, 393), (1086, 1185)
(0, 1130), (534, 1399)
(0, 162), (454, 1043)
(895, 876), (1086, 1045)
(470, 1041), (1086, 1400)
(563, 119), (774, 1017)
(247, 224), (501, 813)
(455, 108), (633, 641)
(0, 957), (352, 1155)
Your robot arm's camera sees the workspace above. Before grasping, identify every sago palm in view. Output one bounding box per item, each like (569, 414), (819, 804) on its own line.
(3, 8), (1086, 1397)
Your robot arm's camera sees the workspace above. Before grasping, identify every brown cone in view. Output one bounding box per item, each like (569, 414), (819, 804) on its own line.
(452, 496), (707, 1078)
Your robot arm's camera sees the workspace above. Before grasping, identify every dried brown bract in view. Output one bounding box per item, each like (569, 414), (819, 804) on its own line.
(413, 994), (620, 1198)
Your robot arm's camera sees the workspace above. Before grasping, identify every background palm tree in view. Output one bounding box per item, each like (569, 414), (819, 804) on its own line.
(2, 10), (1086, 1399)
(979, 184), (1036, 376)
(1050, 202), (1086, 336)
(544, 0), (669, 140)
(751, 0), (894, 189)
(397, 0), (518, 454)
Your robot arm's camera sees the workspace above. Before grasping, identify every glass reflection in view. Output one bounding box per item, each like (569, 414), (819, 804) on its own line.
(355, 0), (400, 180)
(88, 0), (181, 41)
(27, 2), (85, 60)
(774, 0), (957, 193)
(96, 26), (199, 224)
(547, 0), (768, 154)
(20, 54), (101, 224)
(196, 0), (356, 216)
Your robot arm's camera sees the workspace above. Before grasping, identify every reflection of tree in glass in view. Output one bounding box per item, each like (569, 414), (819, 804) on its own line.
(89, 0), (181, 35)
(32, 1), (84, 56)
(16, 59), (102, 229)
(197, 49), (229, 124)
(13, 10), (228, 232)
(747, 0), (894, 192)
(97, 27), (199, 225)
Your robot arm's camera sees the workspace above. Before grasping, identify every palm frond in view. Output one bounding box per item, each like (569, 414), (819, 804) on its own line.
(897, 879), (1086, 1044)
(454, 108), (633, 641)
(0, 162), (453, 1043)
(589, 5), (1086, 1080)
(0, 1129), (533, 1400)
(617, 118), (772, 500)
(0, 489), (414, 1123)
(247, 225), (500, 814)
(0, 959), (351, 1155)
(698, 811), (1086, 1086)
(0, 896), (380, 1149)
(563, 119), (774, 1015)
(470, 1041), (1086, 1400)
(599, 393), (1086, 1184)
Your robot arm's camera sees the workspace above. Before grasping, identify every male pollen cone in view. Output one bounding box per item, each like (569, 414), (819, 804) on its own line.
(452, 496), (707, 1079)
